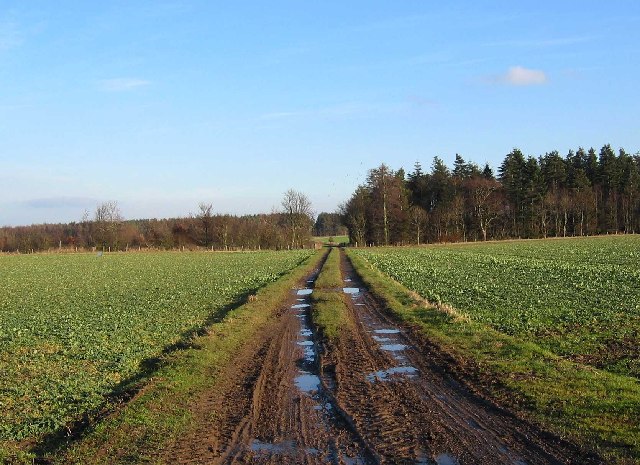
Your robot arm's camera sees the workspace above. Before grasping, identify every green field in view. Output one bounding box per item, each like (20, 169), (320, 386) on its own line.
(352, 236), (640, 378)
(0, 250), (312, 441)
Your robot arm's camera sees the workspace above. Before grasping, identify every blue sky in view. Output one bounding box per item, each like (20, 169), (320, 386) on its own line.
(1, 1), (639, 226)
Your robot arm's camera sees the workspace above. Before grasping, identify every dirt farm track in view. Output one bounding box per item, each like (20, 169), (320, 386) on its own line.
(160, 250), (602, 465)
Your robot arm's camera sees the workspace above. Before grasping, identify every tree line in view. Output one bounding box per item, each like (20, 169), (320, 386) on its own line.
(0, 189), (318, 253)
(340, 144), (640, 245)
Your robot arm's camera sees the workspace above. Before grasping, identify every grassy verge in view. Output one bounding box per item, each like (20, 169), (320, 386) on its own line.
(313, 235), (350, 246)
(314, 246), (343, 289)
(347, 249), (640, 465)
(312, 248), (351, 342)
(0, 251), (323, 465)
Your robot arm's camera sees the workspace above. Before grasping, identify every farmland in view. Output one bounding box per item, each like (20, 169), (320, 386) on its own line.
(0, 250), (312, 441)
(352, 236), (640, 378)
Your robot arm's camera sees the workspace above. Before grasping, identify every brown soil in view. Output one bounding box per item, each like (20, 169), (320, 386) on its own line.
(161, 249), (603, 465)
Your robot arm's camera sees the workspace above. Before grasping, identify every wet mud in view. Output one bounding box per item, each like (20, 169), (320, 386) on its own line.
(162, 250), (602, 465)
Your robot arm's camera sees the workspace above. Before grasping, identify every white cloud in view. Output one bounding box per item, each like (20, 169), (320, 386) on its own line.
(499, 66), (548, 86)
(99, 78), (151, 92)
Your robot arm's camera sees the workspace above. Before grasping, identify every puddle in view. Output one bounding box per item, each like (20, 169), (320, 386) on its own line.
(415, 454), (432, 465)
(295, 372), (320, 393)
(251, 439), (319, 456)
(341, 454), (367, 465)
(292, 303), (310, 309)
(467, 418), (482, 430)
(342, 287), (360, 294)
(344, 278), (352, 282)
(302, 347), (315, 362)
(297, 340), (313, 346)
(374, 329), (401, 335)
(300, 329), (312, 337)
(372, 336), (391, 342)
(435, 454), (459, 465)
(367, 366), (418, 382)
(380, 343), (407, 352)
(355, 303), (365, 306)
(251, 439), (297, 454)
(297, 289), (313, 295)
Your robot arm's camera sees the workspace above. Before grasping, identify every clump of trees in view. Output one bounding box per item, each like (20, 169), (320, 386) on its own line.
(313, 212), (348, 237)
(1, 190), (317, 253)
(341, 144), (640, 245)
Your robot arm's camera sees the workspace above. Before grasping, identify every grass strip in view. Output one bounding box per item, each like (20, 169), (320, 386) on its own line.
(347, 249), (640, 465)
(312, 248), (351, 342)
(314, 246), (343, 289)
(0, 250), (324, 465)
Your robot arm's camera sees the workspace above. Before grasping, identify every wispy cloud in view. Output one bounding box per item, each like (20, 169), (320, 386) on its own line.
(0, 20), (22, 51)
(352, 13), (434, 33)
(99, 78), (151, 92)
(489, 66), (548, 86)
(407, 95), (439, 108)
(23, 196), (96, 209)
(482, 36), (593, 48)
(260, 101), (404, 121)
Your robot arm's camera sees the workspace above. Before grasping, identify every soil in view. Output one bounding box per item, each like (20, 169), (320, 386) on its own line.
(161, 249), (603, 465)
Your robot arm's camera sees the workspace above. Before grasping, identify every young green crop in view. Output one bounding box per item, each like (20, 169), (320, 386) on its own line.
(0, 250), (312, 441)
(352, 236), (640, 378)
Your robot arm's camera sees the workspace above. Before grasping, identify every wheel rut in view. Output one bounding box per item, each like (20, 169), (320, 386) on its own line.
(163, 260), (373, 465)
(161, 249), (602, 465)
(327, 249), (601, 465)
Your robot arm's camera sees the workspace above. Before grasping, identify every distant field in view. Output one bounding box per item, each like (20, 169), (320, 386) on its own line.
(352, 236), (640, 378)
(313, 235), (349, 245)
(0, 250), (312, 441)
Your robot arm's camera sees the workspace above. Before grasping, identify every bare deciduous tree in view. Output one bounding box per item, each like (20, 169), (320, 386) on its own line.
(281, 189), (314, 249)
(94, 201), (123, 250)
(408, 205), (427, 245)
(197, 202), (214, 247)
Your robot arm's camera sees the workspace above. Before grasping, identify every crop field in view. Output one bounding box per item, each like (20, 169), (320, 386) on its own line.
(0, 250), (312, 441)
(352, 236), (640, 378)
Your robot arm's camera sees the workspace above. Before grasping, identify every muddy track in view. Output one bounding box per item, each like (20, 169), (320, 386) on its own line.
(161, 249), (602, 465)
(162, 263), (373, 465)
(330, 250), (602, 465)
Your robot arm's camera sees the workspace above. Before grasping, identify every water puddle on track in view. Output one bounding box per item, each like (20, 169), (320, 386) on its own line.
(343, 287), (360, 294)
(294, 281), (369, 463)
(366, 366), (418, 382)
(415, 452), (460, 465)
(250, 439), (320, 459)
(346, 283), (420, 384)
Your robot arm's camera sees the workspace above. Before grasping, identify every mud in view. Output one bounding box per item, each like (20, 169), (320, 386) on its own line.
(162, 250), (602, 465)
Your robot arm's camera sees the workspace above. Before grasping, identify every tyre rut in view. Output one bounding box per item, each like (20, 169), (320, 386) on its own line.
(326, 249), (602, 465)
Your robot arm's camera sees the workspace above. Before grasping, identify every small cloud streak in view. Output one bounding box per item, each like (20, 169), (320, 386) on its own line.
(24, 196), (96, 209)
(99, 78), (151, 92)
(490, 66), (548, 86)
(260, 102), (404, 121)
(482, 36), (593, 48)
(407, 95), (438, 108)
